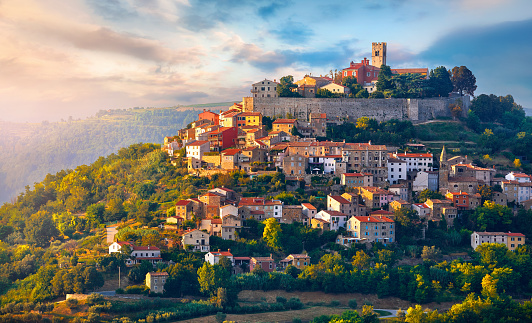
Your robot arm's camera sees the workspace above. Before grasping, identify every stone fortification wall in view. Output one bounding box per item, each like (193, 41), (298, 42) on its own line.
(249, 96), (469, 122)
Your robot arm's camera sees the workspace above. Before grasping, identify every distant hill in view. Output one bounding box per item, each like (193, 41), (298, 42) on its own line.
(0, 103), (235, 203)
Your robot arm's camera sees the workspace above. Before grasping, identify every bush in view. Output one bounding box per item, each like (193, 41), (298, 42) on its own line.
(276, 296), (287, 304)
(330, 300), (340, 307)
(86, 293), (105, 305)
(215, 312), (226, 323)
(66, 298), (78, 309)
(348, 299), (358, 309)
(287, 297), (303, 310)
(293, 318), (302, 323)
(115, 288), (124, 294)
(124, 285), (150, 294)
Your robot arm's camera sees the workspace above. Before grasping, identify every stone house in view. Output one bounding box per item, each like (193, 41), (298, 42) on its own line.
(283, 154), (308, 176)
(315, 210), (348, 231)
(280, 205), (303, 224)
(221, 148), (241, 170)
(280, 254), (311, 270)
(221, 215), (242, 240)
(341, 173), (373, 188)
(175, 200), (194, 221)
(182, 229), (210, 252)
(272, 119), (297, 133)
(145, 272), (168, 293)
(311, 217), (330, 231)
(108, 242), (162, 266)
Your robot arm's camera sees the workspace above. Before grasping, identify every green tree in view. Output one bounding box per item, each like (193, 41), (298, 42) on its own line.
(369, 91), (384, 99)
(197, 262), (227, 296)
(376, 65), (394, 92)
(342, 76), (363, 95)
(24, 211), (59, 247)
(471, 201), (513, 232)
(428, 66), (453, 97)
(263, 218), (282, 249)
(355, 89), (369, 98)
(451, 66), (477, 96)
(277, 76), (300, 97)
(417, 189), (444, 203)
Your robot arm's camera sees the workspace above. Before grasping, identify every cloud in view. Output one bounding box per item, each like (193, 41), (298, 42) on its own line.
(270, 20), (314, 44)
(417, 18), (532, 107)
(257, 1), (291, 19)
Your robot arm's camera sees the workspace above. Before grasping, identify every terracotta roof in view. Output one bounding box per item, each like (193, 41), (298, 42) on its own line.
(390, 184), (407, 188)
(210, 219), (222, 224)
(343, 143), (387, 151)
(176, 200), (192, 206)
(329, 195), (351, 204)
(343, 173), (371, 177)
(352, 216), (394, 223)
(222, 148), (241, 156)
(202, 192), (220, 197)
(273, 119), (297, 124)
(301, 203), (317, 210)
(210, 250), (233, 257)
(506, 232), (525, 237)
(391, 199), (409, 205)
(234, 257), (251, 260)
(148, 272), (169, 276)
(312, 218), (329, 223)
(252, 257), (273, 262)
(250, 210), (265, 215)
(187, 140), (209, 147)
(392, 68), (428, 74)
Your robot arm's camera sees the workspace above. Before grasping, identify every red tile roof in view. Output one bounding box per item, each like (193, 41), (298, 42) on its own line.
(273, 119), (297, 124)
(187, 140), (209, 147)
(148, 272), (169, 276)
(176, 200), (192, 206)
(343, 173), (371, 177)
(301, 203), (317, 210)
(222, 148), (241, 156)
(395, 153), (433, 158)
(211, 250), (233, 257)
(352, 216), (394, 223)
(329, 195), (351, 204)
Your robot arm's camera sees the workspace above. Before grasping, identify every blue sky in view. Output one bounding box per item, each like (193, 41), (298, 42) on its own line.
(0, 0), (531, 122)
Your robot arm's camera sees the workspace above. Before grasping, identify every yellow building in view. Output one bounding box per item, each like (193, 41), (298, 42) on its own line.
(238, 112), (262, 127)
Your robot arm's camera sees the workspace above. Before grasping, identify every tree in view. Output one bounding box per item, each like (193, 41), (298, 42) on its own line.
(369, 91), (385, 99)
(263, 218), (282, 249)
(376, 65), (394, 92)
(356, 117), (371, 130)
(417, 189), (444, 203)
(451, 66), (477, 96)
(197, 262), (227, 296)
(277, 76), (300, 97)
(449, 100), (463, 120)
(355, 89), (369, 98)
(471, 201), (513, 232)
(514, 159), (522, 169)
(421, 246), (441, 261)
(342, 76), (363, 95)
(478, 185), (493, 203)
(351, 250), (370, 270)
(24, 211), (59, 247)
(428, 66), (453, 97)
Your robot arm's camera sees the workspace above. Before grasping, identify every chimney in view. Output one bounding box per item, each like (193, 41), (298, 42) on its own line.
(218, 249), (221, 252)
(270, 253), (273, 259)
(228, 248), (231, 253)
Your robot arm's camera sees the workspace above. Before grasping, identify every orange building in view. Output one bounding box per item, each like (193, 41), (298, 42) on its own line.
(445, 191), (470, 210)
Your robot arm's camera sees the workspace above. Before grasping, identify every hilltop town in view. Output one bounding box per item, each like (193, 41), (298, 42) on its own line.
(0, 43), (532, 322)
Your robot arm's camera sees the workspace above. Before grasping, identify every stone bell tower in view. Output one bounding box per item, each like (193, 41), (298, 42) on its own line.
(372, 42), (387, 68)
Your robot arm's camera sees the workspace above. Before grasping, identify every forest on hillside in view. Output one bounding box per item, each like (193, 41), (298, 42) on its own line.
(0, 107), (218, 204)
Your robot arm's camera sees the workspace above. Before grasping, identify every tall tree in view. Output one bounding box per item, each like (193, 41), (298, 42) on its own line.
(24, 211), (59, 247)
(376, 65), (394, 92)
(263, 218), (282, 249)
(451, 66), (477, 96)
(276, 75), (300, 97)
(429, 66), (453, 97)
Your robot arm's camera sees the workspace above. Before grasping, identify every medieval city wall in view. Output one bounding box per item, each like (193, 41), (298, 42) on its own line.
(247, 96), (469, 122)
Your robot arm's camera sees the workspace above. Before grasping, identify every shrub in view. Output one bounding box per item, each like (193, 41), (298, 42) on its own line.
(215, 312), (226, 323)
(115, 288), (124, 294)
(66, 298), (78, 309)
(348, 299), (358, 309)
(86, 293), (105, 305)
(330, 300), (340, 307)
(293, 318), (302, 323)
(276, 296), (287, 304)
(287, 297), (303, 310)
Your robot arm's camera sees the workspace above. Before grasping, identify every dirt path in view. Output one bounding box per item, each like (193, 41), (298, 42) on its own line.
(106, 225), (118, 244)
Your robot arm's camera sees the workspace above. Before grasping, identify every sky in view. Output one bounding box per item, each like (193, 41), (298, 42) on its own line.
(1, 0), (532, 123)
